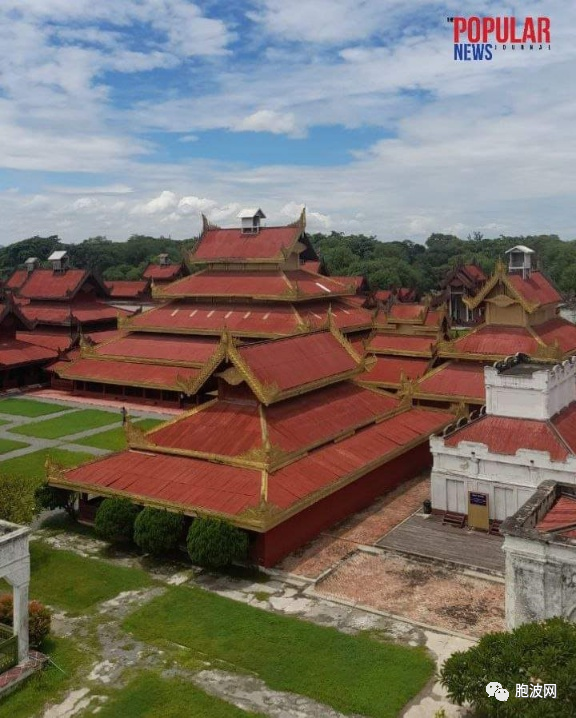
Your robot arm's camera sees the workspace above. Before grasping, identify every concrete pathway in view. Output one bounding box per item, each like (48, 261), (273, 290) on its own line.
(0, 395), (169, 463)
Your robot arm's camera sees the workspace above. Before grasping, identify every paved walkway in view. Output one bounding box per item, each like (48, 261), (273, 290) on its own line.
(0, 395), (170, 463)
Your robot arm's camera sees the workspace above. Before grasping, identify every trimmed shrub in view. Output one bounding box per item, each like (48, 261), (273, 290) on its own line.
(133, 507), (184, 556)
(187, 517), (249, 568)
(0, 593), (52, 647)
(94, 498), (140, 544)
(440, 617), (576, 717)
(36, 485), (77, 517)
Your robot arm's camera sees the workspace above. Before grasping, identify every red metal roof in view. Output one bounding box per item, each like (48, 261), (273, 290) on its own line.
(418, 362), (486, 401)
(55, 357), (199, 389)
(106, 280), (149, 298)
(95, 334), (219, 365)
(536, 495), (576, 533)
(360, 356), (429, 385)
(150, 383), (399, 457)
(16, 332), (72, 352)
(445, 415), (569, 461)
(87, 329), (124, 345)
(129, 299), (371, 337)
(59, 405), (450, 518)
(368, 334), (435, 355)
(192, 226), (301, 262)
(533, 317), (576, 354)
(452, 325), (539, 356)
(464, 264), (486, 281)
(238, 332), (357, 392)
(18, 269), (89, 300)
(143, 263), (184, 280)
(375, 290), (392, 302)
(6, 269), (28, 290)
(424, 309), (443, 327)
(507, 271), (562, 307)
(0, 338), (57, 366)
(301, 260), (321, 274)
(551, 403), (576, 453)
(160, 270), (353, 300)
(20, 302), (126, 326)
(388, 303), (425, 321)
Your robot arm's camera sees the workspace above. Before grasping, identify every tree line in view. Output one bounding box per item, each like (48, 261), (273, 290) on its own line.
(1, 231), (575, 296)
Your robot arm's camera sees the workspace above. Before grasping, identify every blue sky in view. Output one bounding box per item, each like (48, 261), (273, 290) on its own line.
(0, 1), (574, 243)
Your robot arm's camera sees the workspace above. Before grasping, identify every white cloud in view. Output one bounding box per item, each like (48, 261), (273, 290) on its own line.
(132, 191), (179, 215)
(235, 110), (300, 136)
(178, 196), (218, 214)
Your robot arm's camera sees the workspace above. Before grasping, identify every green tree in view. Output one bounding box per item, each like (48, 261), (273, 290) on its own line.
(36, 485), (77, 518)
(187, 517), (249, 568)
(0, 474), (40, 524)
(94, 498), (140, 544)
(133, 507), (184, 555)
(441, 617), (576, 717)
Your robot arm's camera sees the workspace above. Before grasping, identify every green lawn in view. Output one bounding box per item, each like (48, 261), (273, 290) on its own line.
(0, 448), (94, 481)
(0, 398), (68, 417)
(124, 587), (434, 718)
(11, 408), (120, 439)
(0, 437), (29, 454)
(24, 542), (154, 614)
(75, 418), (164, 451)
(94, 673), (263, 718)
(0, 637), (89, 718)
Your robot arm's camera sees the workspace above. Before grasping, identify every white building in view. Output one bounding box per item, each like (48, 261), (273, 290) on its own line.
(430, 354), (576, 526)
(501, 480), (576, 628)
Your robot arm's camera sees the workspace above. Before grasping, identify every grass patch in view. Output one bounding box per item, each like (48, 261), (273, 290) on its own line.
(21, 542), (154, 614)
(0, 636), (89, 718)
(95, 672), (264, 718)
(11, 409), (120, 439)
(75, 418), (163, 452)
(0, 448), (94, 481)
(0, 398), (68, 417)
(124, 586), (434, 718)
(0, 437), (29, 454)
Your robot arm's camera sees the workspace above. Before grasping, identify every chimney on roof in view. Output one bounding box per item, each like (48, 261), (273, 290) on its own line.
(24, 257), (38, 274)
(506, 245), (535, 280)
(238, 208), (265, 235)
(158, 253), (170, 266)
(48, 250), (68, 274)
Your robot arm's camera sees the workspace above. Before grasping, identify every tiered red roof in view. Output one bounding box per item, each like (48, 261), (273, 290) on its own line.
(17, 269), (90, 300)
(192, 225), (302, 263)
(446, 325), (540, 358)
(6, 270), (28, 290)
(20, 302), (127, 326)
(94, 334), (219, 365)
(507, 271), (562, 307)
(536, 494), (576, 537)
(106, 280), (150, 299)
(368, 334), (435, 356)
(533, 318), (576, 354)
(0, 338), (57, 367)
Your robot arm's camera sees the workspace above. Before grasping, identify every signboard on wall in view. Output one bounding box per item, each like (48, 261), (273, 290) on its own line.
(468, 491), (489, 530)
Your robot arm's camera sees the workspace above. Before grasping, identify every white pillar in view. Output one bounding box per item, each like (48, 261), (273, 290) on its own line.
(13, 583), (28, 663)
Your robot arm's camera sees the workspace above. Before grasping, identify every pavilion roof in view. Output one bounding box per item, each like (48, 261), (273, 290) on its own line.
(19, 302), (129, 327)
(0, 338), (57, 367)
(416, 361), (486, 403)
(92, 333), (219, 366)
(356, 355), (430, 389)
(367, 333), (436, 357)
(5, 269), (28, 291)
(17, 269), (109, 301)
(106, 280), (150, 299)
(142, 262), (186, 281)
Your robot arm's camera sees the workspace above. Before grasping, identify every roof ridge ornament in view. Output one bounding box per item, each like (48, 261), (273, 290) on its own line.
(201, 213), (220, 232)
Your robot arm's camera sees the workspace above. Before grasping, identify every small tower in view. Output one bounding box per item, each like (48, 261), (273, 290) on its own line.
(158, 253), (170, 267)
(505, 245), (535, 279)
(24, 257), (38, 274)
(48, 250), (68, 273)
(238, 208), (265, 235)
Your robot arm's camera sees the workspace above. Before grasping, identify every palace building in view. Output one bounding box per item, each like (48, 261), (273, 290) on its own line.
(439, 262), (487, 325)
(47, 324), (452, 565)
(414, 246), (576, 410)
(51, 209), (373, 407)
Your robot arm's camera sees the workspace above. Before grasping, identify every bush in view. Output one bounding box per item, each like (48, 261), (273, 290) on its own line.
(0, 593), (52, 647)
(36, 485), (76, 517)
(440, 617), (576, 717)
(187, 517), (249, 568)
(0, 474), (40, 524)
(94, 498), (140, 544)
(133, 507), (184, 556)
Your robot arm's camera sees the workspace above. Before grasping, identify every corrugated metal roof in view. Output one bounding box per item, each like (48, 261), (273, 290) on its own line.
(20, 302), (127, 326)
(106, 281), (149, 298)
(445, 415), (569, 461)
(143, 263), (183, 280)
(6, 269), (28, 290)
(18, 269), (88, 300)
(552, 403), (576, 453)
(536, 495), (576, 535)
(507, 271), (562, 307)
(16, 332), (72, 352)
(0, 338), (57, 366)
(534, 318), (576, 354)
(95, 334), (218, 365)
(388, 303), (425, 320)
(368, 334), (434, 355)
(360, 356), (429, 385)
(55, 357), (199, 389)
(453, 325), (539, 356)
(238, 332), (357, 392)
(192, 226), (301, 262)
(418, 362), (486, 400)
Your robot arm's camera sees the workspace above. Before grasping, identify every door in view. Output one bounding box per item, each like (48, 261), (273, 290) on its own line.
(494, 487), (515, 521)
(446, 479), (466, 514)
